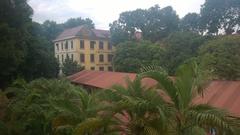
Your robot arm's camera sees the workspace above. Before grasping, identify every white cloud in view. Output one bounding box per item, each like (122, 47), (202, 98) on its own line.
(28, 0), (205, 29)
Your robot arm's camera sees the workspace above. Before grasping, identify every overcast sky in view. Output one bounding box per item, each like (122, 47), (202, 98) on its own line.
(28, 0), (205, 30)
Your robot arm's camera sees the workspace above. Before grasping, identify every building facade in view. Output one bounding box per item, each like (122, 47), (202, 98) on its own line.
(53, 26), (115, 72)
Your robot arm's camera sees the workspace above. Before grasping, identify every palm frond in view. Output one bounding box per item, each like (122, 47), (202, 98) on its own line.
(139, 71), (179, 108)
(187, 104), (239, 133)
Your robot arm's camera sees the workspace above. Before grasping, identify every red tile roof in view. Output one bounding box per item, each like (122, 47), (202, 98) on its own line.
(68, 70), (240, 116)
(193, 81), (240, 117)
(54, 26), (110, 41)
(68, 70), (157, 89)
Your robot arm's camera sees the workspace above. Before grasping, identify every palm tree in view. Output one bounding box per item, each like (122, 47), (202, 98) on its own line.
(1, 78), (111, 135)
(139, 60), (240, 135)
(99, 77), (172, 135)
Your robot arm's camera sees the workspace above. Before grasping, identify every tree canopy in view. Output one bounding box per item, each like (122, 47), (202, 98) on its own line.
(199, 35), (240, 80)
(0, 0), (59, 88)
(110, 5), (179, 45)
(200, 0), (240, 35)
(62, 56), (83, 76)
(113, 40), (164, 73)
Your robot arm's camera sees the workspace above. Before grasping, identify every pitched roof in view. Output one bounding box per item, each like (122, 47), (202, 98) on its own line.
(68, 70), (157, 88)
(193, 81), (240, 117)
(68, 70), (240, 117)
(54, 26), (110, 41)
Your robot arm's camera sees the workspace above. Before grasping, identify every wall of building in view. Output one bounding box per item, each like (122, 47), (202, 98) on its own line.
(54, 38), (115, 71)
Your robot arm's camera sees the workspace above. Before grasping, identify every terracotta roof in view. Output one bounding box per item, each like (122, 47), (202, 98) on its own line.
(193, 81), (240, 117)
(54, 26), (110, 41)
(68, 70), (240, 116)
(92, 29), (110, 39)
(68, 70), (157, 89)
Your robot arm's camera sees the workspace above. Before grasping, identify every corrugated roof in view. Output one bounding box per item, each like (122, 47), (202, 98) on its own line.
(68, 70), (157, 89)
(54, 26), (110, 41)
(68, 70), (240, 116)
(193, 81), (240, 117)
(92, 29), (110, 39)
(55, 26), (84, 41)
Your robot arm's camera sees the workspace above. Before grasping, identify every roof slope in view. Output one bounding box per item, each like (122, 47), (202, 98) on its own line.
(193, 81), (240, 117)
(54, 26), (110, 41)
(68, 70), (240, 116)
(68, 70), (156, 88)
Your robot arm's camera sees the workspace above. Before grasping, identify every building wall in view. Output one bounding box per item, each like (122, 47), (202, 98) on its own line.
(54, 38), (115, 71)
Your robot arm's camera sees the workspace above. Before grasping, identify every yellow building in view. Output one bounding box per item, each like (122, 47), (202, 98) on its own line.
(53, 25), (115, 72)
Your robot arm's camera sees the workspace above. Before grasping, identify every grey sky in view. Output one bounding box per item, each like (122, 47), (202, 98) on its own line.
(28, 0), (205, 30)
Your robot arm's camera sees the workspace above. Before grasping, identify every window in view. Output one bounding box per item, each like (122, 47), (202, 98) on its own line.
(108, 54), (113, 62)
(90, 67), (95, 70)
(71, 40), (73, 49)
(99, 66), (104, 71)
(99, 54), (104, 62)
(90, 41), (95, 49)
(90, 54), (95, 62)
(108, 66), (113, 71)
(80, 40), (84, 49)
(57, 55), (59, 62)
(71, 54), (74, 60)
(99, 41), (104, 49)
(61, 42), (63, 50)
(56, 43), (59, 51)
(108, 42), (112, 50)
(65, 41), (68, 50)
(61, 54), (64, 62)
(80, 54), (85, 63)
(66, 53), (69, 58)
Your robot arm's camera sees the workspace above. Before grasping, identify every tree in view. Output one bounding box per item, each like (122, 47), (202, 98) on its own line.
(0, 78), (103, 135)
(180, 13), (201, 34)
(41, 20), (63, 41)
(161, 32), (208, 75)
(0, 0), (33, 88)
(200, 0), (240, 35)
(62, 56), (83, 76)
(113, 41), (164, 73)
(99, 77), (171, 134)
(110, 5), (179, 44)
(63, 17), (94, 29)
(0, 0), (61, 88)
(139, 60), (239, 134)
(199, 35), (240, 80)
(109, 20), (131, 45)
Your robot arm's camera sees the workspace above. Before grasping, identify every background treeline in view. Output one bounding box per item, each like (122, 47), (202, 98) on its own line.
(0, 0), (94, 89)
(1, 61), (240, 135)
(110, 1), (240, 80)
(0, 0), (240, 89)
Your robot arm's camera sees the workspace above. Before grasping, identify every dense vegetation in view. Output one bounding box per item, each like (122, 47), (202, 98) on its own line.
(111, 0), (240, 80)
(0, 0), (240, 134)
(0, 0), (95, 89)
(0, 61), (240, 135)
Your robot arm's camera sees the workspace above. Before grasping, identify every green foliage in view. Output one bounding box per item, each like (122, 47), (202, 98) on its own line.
(1, 61), (240, 134)
(0, 0), (32, 88)
(99, 77), (171, 134)
(139, 60), (239, 134)
(62, 56), (83, 76)
(41, 20), (64, 41)
(0, 78), (105, 135)
(200, 0), (240, 35)
(161, 32), (208, 75)
(0, 0), (59, 88)
(0, 23), (26, 88)
(110, 5), (179, 44)
(113, 41), (164, 73)
(199, 35), (240, 80)
(63, 17), (94, 29)
(180, 13), (201, 34)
